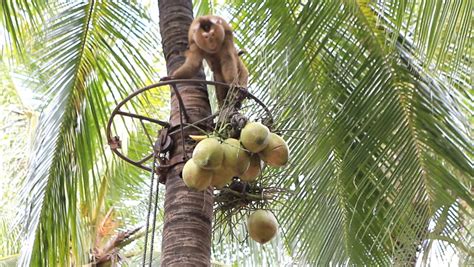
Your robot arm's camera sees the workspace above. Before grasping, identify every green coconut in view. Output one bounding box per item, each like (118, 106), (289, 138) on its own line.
(240, 122), (270, 153)
(247, 210), (278, 244)
(258, 133), (289, 167)
(192, 137), (224, 170)
(211, 165), (236, 189)
(222, 138), (251, 175)
(182, 159), (213, 191)
(240, 154), (263, 182)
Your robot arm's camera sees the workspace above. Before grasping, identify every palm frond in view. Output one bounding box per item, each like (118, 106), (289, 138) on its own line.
(0, 0), (47, 58)
(16, 1), (162, 265)
(194, 0), (218, 17)
(213, 0), (473, 265)
(0, 60), (32, 261)
(0, 219), (20, 260)
(372, 0), (473, 78)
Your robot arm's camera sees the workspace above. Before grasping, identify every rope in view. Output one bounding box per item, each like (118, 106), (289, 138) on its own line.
(148, 155), (161, 265)
(142, 154), (158, 266)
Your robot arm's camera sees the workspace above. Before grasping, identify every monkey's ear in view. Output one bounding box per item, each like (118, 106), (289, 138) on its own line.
(191, 22), (200, 31)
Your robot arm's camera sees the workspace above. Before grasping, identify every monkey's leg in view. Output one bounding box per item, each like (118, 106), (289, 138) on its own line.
(171, 44), (203, 79)
(214, 71), (227, 109)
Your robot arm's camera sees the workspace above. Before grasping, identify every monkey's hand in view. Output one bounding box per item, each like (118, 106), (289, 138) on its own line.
(160, 76), (174, 81)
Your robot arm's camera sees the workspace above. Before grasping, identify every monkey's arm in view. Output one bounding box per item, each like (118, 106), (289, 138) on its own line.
(220, 53), (239, 84)
(237, 58), (248, 88)
(171, 44), (203, 79)
(213, 71), (227, 109)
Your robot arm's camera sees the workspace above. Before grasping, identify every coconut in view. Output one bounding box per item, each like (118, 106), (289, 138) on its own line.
(258, 133), (289, 167)
(240, 122), (270, 153)
(182, 159), (213, 191)
(222, 138), (251, 175)
(211, 165), (236, 188)
(240, 154), (263, 182)
(247, 210), (278, 244)
(192, 137), (224, 170)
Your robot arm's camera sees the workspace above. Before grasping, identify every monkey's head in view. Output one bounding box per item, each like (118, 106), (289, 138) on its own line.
(192, 16), (225, 54)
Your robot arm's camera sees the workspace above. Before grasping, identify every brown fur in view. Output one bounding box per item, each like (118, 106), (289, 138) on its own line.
(171, 15), (249, 108)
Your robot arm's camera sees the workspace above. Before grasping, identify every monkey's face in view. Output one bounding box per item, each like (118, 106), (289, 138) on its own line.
(193, 18), (225, 54)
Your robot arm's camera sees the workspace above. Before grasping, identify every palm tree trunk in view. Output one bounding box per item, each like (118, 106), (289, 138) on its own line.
(158, 0), (213, 266)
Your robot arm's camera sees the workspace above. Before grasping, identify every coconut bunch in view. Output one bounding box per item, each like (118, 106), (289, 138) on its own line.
(182, 121), (289, 191)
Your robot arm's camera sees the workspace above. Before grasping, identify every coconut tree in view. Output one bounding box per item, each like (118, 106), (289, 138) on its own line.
(0, 0), (472, 266)
(157, 0), (213, 265)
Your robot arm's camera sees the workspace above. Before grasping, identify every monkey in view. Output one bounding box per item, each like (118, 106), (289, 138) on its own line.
(166, 15), (249, 108)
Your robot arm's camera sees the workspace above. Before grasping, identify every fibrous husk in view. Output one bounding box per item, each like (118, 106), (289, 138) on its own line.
(240, 122), (270, 153)
(222, 138), (250, 176)
(182, 159), (213, 191)
(240, 154), (263, 182)
(247, 210), (278, 244)
(258, 133), (289, 167)
(192, 137), (224, 170)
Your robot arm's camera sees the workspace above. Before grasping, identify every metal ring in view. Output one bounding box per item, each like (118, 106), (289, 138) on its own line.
(106, 79), (273, 172)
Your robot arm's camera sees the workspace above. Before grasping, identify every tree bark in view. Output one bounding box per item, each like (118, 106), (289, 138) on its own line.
(158, 0), (213, 266)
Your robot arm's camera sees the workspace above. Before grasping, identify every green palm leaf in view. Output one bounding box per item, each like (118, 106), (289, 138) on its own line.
(0, 0), (47, 57)
(14, 1), (161, 265)
(373, 0), (472, 76)
(213, 0), (473, 265)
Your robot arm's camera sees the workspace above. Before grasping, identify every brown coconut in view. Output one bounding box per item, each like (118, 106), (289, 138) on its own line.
(240, 154), (263, 182)
(182, 159), (213, 191)
(258, 133), (289, 167)
(240, 122), (270, 153)
(247, 210), (278, 244)
(192, 137), (224, 170)
(222, 138), (251, 176)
